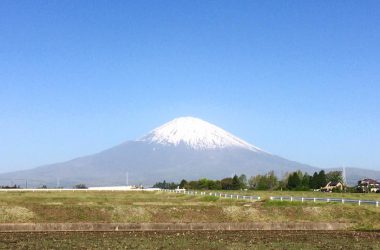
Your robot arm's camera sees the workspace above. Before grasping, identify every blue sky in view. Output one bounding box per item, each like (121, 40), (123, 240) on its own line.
(1, 0), (379, 173)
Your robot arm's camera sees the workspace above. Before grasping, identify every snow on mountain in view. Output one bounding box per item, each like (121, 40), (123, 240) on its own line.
(1, 116), (377, 187)
(0, 116), (326, 187)
(139, 117), (264, 152)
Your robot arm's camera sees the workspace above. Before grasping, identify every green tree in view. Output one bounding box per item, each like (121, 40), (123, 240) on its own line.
(215, 180), (222, 190)
(221, 178), (233, 190)
(326, 171), (343, 183)
(232, 175), (242, 190)
(266, 171), (278, 190)
(286, 172), (301, 190)
(74, 184), (87, 189)
(185, 181), (199, 190)
(301, 173), (310, 189)
(153, 180), (179, 189)
(179, 179), (187, 189)
(249, 171), (279, 190)
(238, 174), (248, 189)
(310, 172), (318, 189)
(208, 180), (222, 190)
(198, 178), (209, 189)
(248, 175), (260, 189)
(317, 170), (327, 188)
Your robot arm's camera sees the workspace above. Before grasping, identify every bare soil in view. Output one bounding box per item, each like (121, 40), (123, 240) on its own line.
(0, 231), (379, 249)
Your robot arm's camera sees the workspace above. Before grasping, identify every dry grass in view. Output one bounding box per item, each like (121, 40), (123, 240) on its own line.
(112, 206), (152, 223)
(0, 191), (378, 229)
(0, 206), (35, 222)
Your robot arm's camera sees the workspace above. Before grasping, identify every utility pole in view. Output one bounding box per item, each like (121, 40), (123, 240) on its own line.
(25, 179), (28, 189)
(126, 172), (129, 186)
(56, 178), (60, 188)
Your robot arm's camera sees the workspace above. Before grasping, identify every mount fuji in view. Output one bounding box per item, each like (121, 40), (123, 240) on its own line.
(140, 117), (263, 151)
(1, 117), (375, 187)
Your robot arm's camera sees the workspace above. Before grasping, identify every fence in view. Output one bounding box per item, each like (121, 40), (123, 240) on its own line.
(161, 189), (261, 201)
(270, 196), (379, 207)
(2, 188), (378, 207)
(162, 189), (379, 207)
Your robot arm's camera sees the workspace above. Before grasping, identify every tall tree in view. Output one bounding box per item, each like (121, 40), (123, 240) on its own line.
(221, 178), (233, 190)
(326, 171), (343, 183)
(310, 172), (318, 189)
(232, 175), (242, 190)
(208, 180), (222, 190)
(287, 172), (301, 190)
(248, 175), (260, 189)
(238, 174), (248, 189)
(318, 170), (327, 188)
(249, 171), (279, 190)
(186, 181), (199, 190)
(179, 179), (187, 189)
(198, 178), (209, 189)
(301, 173), (310, 189)
(266, 171), (278, 190)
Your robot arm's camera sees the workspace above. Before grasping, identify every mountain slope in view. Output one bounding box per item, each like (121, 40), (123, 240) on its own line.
(0, 117), (377, 187)
(0, 141), (316, 187)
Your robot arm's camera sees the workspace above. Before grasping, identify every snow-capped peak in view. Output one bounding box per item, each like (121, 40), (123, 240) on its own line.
(139, 117), (264, 152)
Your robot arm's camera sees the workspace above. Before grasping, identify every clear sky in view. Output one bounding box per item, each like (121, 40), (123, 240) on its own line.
(1, 0), (379, 173)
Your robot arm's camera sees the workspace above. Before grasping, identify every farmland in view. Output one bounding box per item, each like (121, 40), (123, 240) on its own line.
(0, 190), (378, 228)
(1, 231), (379, 249)
(0, 190), (379, 249)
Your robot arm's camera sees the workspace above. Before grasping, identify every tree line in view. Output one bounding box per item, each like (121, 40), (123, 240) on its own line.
(153, 170), (343, 191)
(0, 184), (21, 189)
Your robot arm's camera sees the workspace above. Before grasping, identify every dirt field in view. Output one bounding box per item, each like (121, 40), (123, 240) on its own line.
(0, 231), (379, 249)
(0, 191), (379, 249)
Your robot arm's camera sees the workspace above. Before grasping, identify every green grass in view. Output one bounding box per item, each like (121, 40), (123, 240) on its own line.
(200, 195), (220, 202)
(0, 190), (379, 229)
(209, 189), (380, 201)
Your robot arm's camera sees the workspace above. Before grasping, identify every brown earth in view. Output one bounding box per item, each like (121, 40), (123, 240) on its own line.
(0, 231), (379, 249)
(0, 222), (352, 232)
